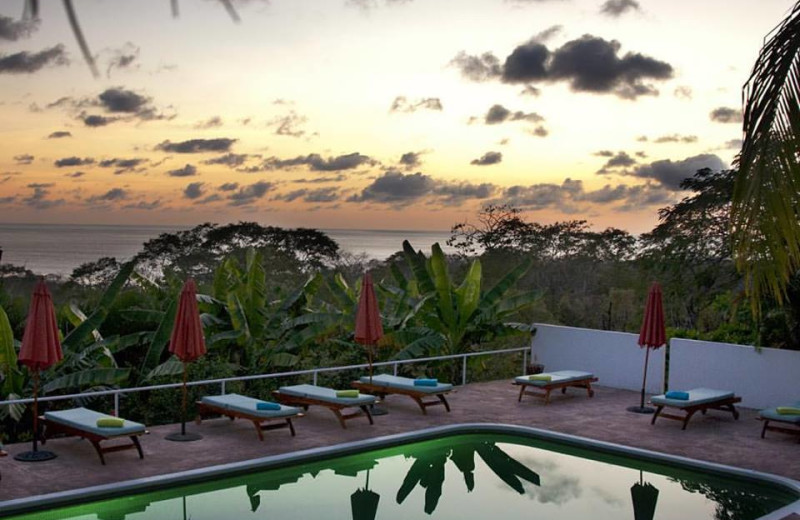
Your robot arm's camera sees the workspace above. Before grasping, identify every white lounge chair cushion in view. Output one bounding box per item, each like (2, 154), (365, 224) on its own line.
(514, 370), (594, 386)
(651, 388), (735, 408)
(358, 374), (453, 393)
(759, 401), (800, 424)
(278, 384), (377, 405)
(44, 407), (145, 437)
(201, 394), (300, 418)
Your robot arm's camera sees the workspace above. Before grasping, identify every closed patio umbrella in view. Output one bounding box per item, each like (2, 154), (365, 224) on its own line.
(165, 279), (206, 442)
(355, 272), (383, 383)
(628, 282), (666, 414)
(16, 280), (63, 462)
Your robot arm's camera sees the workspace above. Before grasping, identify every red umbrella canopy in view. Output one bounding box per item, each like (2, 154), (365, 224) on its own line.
(638, 282), (666, 349)
(18, 280), (63, 371)
(169, 279), (207, 362)
(355, 272), (383, 346)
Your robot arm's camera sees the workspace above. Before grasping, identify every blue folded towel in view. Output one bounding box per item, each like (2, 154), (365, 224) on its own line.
(414, 378), (438, 387)
(256, 401), (281, 411)
(665, 391), (690, 400)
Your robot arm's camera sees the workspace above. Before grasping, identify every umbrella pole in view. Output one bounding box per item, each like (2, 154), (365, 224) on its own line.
(368, 344), (374, 383)
(181, 361), (188, 436)
(640, 347), (650, 409)
(32, 370), (39, 453)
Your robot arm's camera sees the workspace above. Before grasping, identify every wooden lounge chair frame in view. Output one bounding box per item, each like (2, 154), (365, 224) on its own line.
(40, 415), (145, 465)
(513, 376), (598, 405)
(651, 396), (742, 430)
(758, 416), (800, 442)
(272, 390), (373, 429)
(195, 400), (301, 440)
(350, 380), (451, 415)
(0, 446), (6, 481)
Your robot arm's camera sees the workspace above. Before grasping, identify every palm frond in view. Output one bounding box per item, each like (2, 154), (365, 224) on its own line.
(732, 1), (800, 314)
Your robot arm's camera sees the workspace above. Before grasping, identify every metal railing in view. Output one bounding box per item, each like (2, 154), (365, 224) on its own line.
(0, 346), (529, 417)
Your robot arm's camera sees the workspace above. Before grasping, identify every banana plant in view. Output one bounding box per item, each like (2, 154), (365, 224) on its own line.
(389, 241), (539, 363)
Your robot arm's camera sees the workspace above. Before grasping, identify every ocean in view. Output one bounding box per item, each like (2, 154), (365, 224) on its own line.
(0, 223), (455, 276)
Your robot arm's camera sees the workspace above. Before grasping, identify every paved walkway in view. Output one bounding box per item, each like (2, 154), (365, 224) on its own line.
(1, 380), (798, 503)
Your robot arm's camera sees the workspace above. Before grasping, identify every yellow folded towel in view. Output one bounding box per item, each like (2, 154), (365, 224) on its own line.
(96, 417), (125, 428)
(336, 389), (358, 398)
(776, 406), (800, 415)
(528, 374), (552, 382)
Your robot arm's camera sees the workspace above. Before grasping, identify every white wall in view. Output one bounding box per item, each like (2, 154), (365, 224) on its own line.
(530, 323), (665, 393)
(669, 338), (800, 409)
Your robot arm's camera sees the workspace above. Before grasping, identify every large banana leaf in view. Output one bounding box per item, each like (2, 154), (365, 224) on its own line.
(390, 329), (445, 360)
(62, 260), (135, 352)
(430, 243), (456, 330)
(140, 297), (177, 376)
(145, 357), (184, 380)
(43, 367), (131, 393)
(455, 260), (482, 329)
(65, 303), (102, 342)
(0, 392), (25, 422)
(403, 240), (435, 294)
(476, 259), (532, 318)
(0, 306), (22, 398)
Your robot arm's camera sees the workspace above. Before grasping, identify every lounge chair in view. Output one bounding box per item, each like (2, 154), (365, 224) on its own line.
(41, 407), (146, 465)
(195, 394), (303, 441)
(272, 384), (377, 429)
(758, 401), (800, 441)
(650, 388), (741, 430)
(513, 370), (598, 404)
(0, 443), (6, 481)
(351, 374), (453, 414)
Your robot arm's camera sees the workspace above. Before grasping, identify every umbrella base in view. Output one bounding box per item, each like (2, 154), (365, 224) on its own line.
(165, 432), (203, 442)
(627, 405), (656, 414)
(14, 450), (57, 462)
(369, 403), (389, 416)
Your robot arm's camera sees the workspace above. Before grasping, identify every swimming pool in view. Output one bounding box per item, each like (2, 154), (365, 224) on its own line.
(1, 424), (798, 520)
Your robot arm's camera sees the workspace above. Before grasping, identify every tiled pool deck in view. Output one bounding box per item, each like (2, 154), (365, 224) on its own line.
(1, 380), (798, 502)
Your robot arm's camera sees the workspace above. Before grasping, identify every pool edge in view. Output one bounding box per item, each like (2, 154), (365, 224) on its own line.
(1, 422), (798, 519)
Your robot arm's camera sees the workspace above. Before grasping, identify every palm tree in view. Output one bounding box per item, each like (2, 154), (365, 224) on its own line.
(732, 1), (800, 314)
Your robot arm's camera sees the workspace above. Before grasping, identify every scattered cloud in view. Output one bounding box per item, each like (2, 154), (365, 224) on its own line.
(87, 188), (128, 204)
(167, 164), (198, 177)
(293, 175), (347, 184)
(228, 180), (274, 206)
(156, 138), (237, 153)
(218, 182), (239, 191)
(471, 151), (503, 166)
(348, 170), (493, 207)
(105, 43), (139, 78)
(98, 157), (147, 174)
(452, 34), (672, 99)
(483, 104), (544, 125)
(596, 151), (637, 174)
(55, 156), (94, 168)
(14, 154), (34, 165)
(65, 171), (86, 178)
(274, 187), (340, 203)
(599, 0), (640, 17)
(399, 151), (424, 170)
(203, 153), (254, 168)
(23, 183), (64, 209)
(709, 106), (743, 123)
(262, 152), (376, 171)
(123, 199), (162, 210)
(389, 96), (443, 113)
(0, 15), (38, 42)
(520, 85), (541, 96)
(652, 134), (698, 144)
(628, 153), (726, 190)
(268, 111), (308, 138)
(184, 182), (205, 199)
(47, 131), (72, 139)
(673, 86), (693, 100)
(83, 114), (119, 127)
(0, 45), (68, 74)
(194, 116), (223, 129)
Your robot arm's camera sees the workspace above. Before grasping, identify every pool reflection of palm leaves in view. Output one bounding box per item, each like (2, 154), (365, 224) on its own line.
(396, 441), (541, 514)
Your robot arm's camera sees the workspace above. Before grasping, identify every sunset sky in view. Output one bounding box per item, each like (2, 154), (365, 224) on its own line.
(0, 0), (793, 232)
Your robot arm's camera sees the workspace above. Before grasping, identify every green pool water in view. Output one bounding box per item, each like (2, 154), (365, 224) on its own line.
(6, 432), (797, 520)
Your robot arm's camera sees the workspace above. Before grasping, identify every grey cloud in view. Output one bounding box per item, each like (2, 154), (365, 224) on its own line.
(98, 157), (147, 174)
(167, 164), (197, 177)
(390, 96), (443, 113)
(194, 116), (223, 129)
(349, 170), (493, 207)
(275, 187), (339, 203)
(533, 25), (563, 43)
(653, 134), (698, 144)
(594, 150), (614, 157)
(674, 86), (693, 100)
(123, 200), (161, 210)
(432, 182), (494, 204)
(88, 188), (128, 203)
(471, 151), (503, 166)
(184, 182), (205, 199)
(203, 153), (254, 168)
(485, 104), (544, 125)
(269, 111), (307, 138)
(596, 151), (636, 174)
(528, 126), (549, 137)
(293, 174), (347, 184)
(55, 156), (94, 167)
(0, 45), (68, 74)
(199, 194), (222, 204)
(47, 131), (72, 139)
(520, 85), (541, 96)
(156, 138), (237, 153)
(228, 181), (274, 206)
(23, 184), (64, 209)
(65, 171), (85, 178)
(399, 151), (423, 170)
(450, 51), (502, 82)
(98, 87), (150, 113)
(454, 35), (672, 99)
(600, 0), (640, 17)
(0, 16), (38, 41)
(106, 43), (139, 78)
(709, 107), (743, 123)
(83, 114), (118, 127)
(629, 153), (726, 190)
(262, 152), (375, 171)
(14, 154), (34, 165)
(218, 182), (239, 191)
